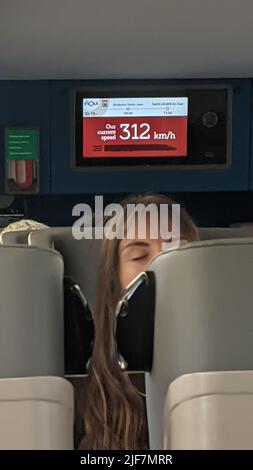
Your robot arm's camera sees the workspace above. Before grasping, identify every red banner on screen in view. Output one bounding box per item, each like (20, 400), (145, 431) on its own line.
(82, 116), (187, 158)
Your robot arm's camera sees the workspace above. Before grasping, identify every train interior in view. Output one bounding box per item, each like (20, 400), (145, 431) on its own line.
(0, 0), (253, 451)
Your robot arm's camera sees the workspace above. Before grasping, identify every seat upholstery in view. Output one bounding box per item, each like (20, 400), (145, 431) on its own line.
(0, 245), (64, 377)
(145, 238), (253, 449)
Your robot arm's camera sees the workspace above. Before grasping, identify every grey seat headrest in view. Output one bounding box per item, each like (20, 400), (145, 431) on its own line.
(29, 226), (253, 311)
(29, 227), (101, 311)
(0, 230), (31, 245)
(198, 227), (253, 240)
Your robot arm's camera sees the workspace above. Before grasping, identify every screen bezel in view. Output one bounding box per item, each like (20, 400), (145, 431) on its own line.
(70, 82), (232, 171)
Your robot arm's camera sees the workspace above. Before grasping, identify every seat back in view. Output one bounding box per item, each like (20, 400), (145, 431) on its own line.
(0, 377), (74, 449)
(164, 371), (253, 449)
(0, 245), (64, 377)
(145, 238), (253, 449)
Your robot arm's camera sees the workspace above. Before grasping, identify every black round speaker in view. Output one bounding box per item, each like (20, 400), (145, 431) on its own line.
(202, 111), (219, 128)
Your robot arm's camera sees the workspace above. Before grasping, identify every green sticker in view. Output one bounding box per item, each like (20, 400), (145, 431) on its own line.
(6, 128), (38, 161)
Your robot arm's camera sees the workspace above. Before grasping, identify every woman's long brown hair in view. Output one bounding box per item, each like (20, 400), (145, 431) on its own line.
(79, 194), (199, 450)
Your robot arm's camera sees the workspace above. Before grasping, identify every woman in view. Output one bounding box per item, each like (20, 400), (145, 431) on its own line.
(78, 193), (199, 450)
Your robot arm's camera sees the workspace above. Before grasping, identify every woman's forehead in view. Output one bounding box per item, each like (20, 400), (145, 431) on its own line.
(123, 212), (173, 239)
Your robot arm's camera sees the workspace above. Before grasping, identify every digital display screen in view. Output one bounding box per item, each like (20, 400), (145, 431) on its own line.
(72, 84), (230, 169)
(82, 97), (188, 159)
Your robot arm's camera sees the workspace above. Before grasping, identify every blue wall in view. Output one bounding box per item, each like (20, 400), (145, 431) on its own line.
(0, 79), (251, 195)
(0, 81), (51, 193)
(3, 191), (253, 228)
(1, 79), (253, 227)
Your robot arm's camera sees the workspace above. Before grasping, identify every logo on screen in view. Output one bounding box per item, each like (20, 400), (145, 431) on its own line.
(84, 100), (99, 107)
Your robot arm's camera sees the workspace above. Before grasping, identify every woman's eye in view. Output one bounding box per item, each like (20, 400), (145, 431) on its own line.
(131, 254), (148, 261)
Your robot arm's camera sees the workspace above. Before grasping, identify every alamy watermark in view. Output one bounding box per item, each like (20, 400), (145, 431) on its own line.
(72, 196), (181, 250)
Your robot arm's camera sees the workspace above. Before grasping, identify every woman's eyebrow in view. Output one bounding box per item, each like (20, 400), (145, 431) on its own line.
(120, 241), (150, 254)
